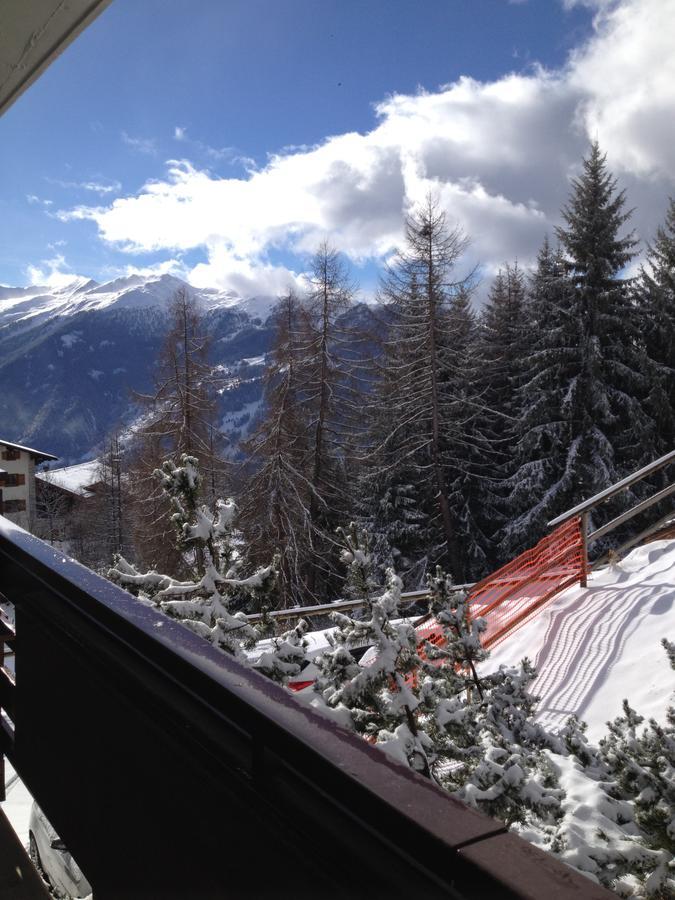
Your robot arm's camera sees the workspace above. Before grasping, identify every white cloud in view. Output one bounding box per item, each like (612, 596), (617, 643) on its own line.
(121, 258), (186, 280)
(569, 0), (675, 177)
(121, 131), (157, 155)
(26, 254), (78, 289)
(47, 177), (122, 195)
(79, 180), (121, 195)
(58, 0), (675, 297)
(26, 194), (53, 207)
(173, 125), (255, 167)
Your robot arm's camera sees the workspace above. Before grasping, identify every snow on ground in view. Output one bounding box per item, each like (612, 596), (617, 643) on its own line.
(3, 763), (33, 847)
(484, 538), (675, 740)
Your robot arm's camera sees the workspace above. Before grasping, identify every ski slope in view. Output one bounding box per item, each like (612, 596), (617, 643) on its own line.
(485, 538), (675, 741)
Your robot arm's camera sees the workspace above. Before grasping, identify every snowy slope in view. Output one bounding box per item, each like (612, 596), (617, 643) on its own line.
(0, 274), (277, 462)
(0, 273), (378, 463)
(484, 538), (675, 740)
(0, 274), (277, 328)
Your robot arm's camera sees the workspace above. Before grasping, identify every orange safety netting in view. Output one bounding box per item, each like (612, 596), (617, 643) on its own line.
(416, 516), (586, 653)
(286, 518), (586, 690)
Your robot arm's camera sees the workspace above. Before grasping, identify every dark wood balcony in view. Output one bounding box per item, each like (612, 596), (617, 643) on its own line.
(0, 517), (612, 899)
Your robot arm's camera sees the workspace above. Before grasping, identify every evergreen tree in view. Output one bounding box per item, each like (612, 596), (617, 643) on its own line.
(313, 526), (435, 777)
(477, 264), (529, 565)
(505, 145), (648, 554)
(480, 263), (529, 430)
(554, 141), (646, 498)
(254, 618), (310, 686)
(365, 195), (477, 581)
(442, 288), (497, 579)
(598, 640), (675, 868)
(109, 455), (277, 657)
(358, 302), (432, 588)
(635, 198), (675, 461)
(500, 238), (573, 554)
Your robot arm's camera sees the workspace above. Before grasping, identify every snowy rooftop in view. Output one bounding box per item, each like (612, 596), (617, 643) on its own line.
(36, 460), (100, 496)
(0, 438), (57, 463)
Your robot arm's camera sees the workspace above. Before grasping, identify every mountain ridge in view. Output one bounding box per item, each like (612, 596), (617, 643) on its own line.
(0, 274), (277, 463)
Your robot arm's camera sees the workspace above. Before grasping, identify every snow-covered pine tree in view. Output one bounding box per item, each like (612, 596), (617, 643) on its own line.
(499, 238), (574, 555)
(109, 455), (276, 658)
(479, 263), (528, 431)
(365, 194), (477, 582)
(357, 299), (433, 588)
(254, 617), (310, 686)
(442, 287), (498, 580)
(554, 142), (647, 501)
(450, 658), (564, 836)
(313, 526), (435, 776)
(336, 521), (379, 603)
(634, 198), (675, 462)
(597, 640), (675, 881)
(476, 264), (529, 565)
(416, 569), (563, 833)
(239, 290), (317, 608)
(505, 145), (648, 555)
(554, 644), (675, 897)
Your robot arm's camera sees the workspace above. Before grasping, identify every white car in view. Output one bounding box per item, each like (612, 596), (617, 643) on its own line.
(28, 802), (92, 899)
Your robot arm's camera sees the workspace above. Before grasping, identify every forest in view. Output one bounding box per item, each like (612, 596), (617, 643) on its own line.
(41, 142), (674, 610)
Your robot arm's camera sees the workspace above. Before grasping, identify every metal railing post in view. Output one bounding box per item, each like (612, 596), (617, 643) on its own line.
(580, 512), (589, 588)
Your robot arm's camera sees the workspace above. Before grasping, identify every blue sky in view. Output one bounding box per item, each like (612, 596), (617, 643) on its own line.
(1, 0), (674, 298)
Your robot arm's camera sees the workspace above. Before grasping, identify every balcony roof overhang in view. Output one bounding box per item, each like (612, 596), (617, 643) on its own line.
(0, 0), (112, 118)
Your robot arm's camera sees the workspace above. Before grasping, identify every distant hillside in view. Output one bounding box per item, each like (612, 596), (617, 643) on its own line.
(0, 274), (275, 462)
(0, 274), (380, 464)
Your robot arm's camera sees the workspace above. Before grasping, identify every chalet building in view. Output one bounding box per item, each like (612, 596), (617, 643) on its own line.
(34, 460), (103, 544)
(0, 439), (58, 530)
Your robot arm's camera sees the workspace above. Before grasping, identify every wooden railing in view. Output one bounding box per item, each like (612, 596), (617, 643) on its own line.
(0, 517), (612, 899)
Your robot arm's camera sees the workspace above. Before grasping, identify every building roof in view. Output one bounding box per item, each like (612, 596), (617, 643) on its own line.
(0, 0), (112, 118)
(36, 460), (100, 496)
(0, 439), (58, 463)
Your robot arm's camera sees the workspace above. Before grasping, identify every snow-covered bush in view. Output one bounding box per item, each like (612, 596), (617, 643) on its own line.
(110, 498), (675, 897)
(255, 618), (310, 685)
(109, 455), (278, 658)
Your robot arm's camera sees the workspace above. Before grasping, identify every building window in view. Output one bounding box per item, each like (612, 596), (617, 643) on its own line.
(3, 499), (26, 513)
(1, 449), (20, 461)
(0, 474), (25, 487)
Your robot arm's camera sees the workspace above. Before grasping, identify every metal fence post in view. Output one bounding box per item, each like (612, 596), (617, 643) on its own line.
(580, 512), (589, 588)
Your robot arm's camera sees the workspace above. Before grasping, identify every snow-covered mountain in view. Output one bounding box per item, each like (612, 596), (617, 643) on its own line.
(0, 274), (277, 462)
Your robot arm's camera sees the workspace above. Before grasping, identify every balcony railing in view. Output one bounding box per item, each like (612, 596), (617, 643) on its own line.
(0, 516), (612, 899)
